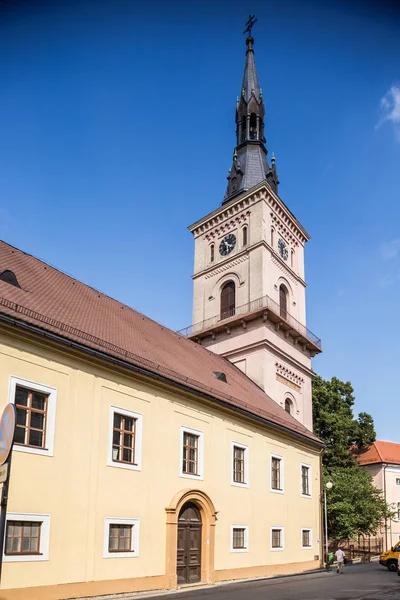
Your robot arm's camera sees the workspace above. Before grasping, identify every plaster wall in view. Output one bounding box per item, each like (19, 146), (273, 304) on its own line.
(365, 464), (400, 544)
(0, 328), (322, 597)
(201, 320), (313, 430)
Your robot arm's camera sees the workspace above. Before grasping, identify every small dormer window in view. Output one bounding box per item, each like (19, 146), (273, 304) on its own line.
(0, 270), (21, 289)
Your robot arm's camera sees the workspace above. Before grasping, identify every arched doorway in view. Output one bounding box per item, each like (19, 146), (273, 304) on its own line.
(177, 502), (202, 585)
(165, 489), (217, 588)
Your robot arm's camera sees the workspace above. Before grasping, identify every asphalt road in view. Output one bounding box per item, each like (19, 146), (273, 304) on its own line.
(130, 563), (400, 600)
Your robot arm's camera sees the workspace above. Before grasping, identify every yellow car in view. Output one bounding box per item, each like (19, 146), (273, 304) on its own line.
(380, 541), (400, 572)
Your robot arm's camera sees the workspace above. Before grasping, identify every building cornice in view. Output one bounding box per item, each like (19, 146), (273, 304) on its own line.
(220, 338), (316, 380)
(0, 315), (324, 451)
(189, 181), (310, 245)
(192, 240), (307, 288)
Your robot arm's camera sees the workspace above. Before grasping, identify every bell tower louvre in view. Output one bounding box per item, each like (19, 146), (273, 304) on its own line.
(178, 18), (321, 432)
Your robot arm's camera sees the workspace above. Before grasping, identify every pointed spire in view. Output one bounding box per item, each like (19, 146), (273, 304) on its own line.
(223, 18), (281, 204)
(241, 34), (261, 103)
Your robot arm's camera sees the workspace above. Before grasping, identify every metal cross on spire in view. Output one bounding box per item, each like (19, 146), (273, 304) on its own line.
(243, 14), (257, 37)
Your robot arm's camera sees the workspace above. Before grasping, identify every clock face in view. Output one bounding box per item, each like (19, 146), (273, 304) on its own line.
(278, 238), (288, 261)
(219, 234), (236, 256)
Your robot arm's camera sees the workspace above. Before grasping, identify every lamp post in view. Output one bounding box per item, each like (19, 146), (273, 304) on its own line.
(324, 481), (333, 570)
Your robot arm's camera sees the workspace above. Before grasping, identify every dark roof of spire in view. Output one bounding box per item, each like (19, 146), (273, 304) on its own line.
(241, 36), (261, 103)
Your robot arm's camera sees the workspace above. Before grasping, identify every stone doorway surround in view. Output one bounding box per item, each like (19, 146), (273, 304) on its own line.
(165, 489), (218, 588)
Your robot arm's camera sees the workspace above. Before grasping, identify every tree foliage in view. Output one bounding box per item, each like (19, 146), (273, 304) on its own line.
(313, 375), (390, 541)
(312, 375), (376, 469)
(324, 467), (392, 540)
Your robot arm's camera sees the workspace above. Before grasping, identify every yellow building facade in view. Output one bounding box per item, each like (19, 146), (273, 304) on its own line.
(0, 312), (322, 600)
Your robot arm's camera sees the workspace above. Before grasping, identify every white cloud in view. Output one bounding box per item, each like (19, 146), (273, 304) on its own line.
(377, 85), (400, 140)
(381, 238), (400, 261)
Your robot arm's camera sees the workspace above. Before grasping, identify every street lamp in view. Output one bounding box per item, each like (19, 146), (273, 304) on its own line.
(324, 481), (333, 570)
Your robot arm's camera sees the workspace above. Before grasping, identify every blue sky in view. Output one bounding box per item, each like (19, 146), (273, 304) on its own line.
(0, 0), (399, 441)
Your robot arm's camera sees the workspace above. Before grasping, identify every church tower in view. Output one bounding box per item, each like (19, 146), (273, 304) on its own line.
(179, 21), (321, 432)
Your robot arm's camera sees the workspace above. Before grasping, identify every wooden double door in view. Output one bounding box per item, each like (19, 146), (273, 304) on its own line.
(177, 502), (202, 585)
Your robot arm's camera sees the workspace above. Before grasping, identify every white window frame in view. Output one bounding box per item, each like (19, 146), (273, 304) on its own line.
(230, 524), (249, 553)
(180, 426), (204, 480)
(107, 405), (143, 471)
(103, 518), (140, 559)
(3, 512), (50, 562)
(270, 453), (284, 494)
(300, 462), (312, 498)
(270, 526), (284, 551)
(301, 528), (313, 549)
(231, 441), (249, 488)
(9, 376), (57, 457)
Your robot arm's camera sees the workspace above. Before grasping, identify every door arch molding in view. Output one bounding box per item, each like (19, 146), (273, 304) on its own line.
(165, 489), (217, 588)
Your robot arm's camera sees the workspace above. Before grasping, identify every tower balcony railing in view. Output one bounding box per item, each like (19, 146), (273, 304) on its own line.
(178, 293), (322, 352)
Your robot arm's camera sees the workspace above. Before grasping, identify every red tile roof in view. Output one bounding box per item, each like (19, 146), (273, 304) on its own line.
(0, 240), (322, 446)
(355, 441), (400, 466)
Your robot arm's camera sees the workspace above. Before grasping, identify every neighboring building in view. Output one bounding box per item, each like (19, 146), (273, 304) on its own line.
(0, 25), (324, 600)
(179, 28), (321, 433)
(355, 441), (400, 549)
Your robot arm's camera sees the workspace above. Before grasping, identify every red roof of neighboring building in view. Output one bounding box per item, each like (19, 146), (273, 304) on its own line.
(0, 240), (322, 446)
(355, 441), (400, 466)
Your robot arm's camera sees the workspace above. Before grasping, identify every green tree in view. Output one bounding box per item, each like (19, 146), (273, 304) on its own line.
(313, 375), (390, 541)
(312, 375), (376, 469)
(324, 467), (392, 540)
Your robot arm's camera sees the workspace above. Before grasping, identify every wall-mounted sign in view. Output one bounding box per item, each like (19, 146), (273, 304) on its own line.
(0, 404), (16, 467)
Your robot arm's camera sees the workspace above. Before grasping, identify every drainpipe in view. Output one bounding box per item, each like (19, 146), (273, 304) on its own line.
(383, 464), (388, 551)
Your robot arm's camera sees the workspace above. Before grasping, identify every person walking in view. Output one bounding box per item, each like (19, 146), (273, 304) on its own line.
(335, 548), (345, 574)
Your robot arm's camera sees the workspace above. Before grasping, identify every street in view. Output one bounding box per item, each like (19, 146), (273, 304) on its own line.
(131, 563), (400, 600)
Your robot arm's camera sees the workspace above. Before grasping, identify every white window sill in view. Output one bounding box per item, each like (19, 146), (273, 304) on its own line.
(270, 487), (284, 494)
(231, 481), (249, 488)
(13, 445), (52, 458)
(107, 460), (141, 472)
(180, 472), (204, 481)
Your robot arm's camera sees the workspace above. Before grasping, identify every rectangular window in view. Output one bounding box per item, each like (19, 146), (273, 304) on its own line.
(108, 406), (143, 471)
(397, 503), (400, 521)
(233, 445), (245, 484)
(112, 413), (136, 465)
(180, 426), (204, 480)
(14, 386), (48, 449)
(230, 524), (248, 552)
(301, 464), (311, 497)
(231, 442), (248, 487)
(104, 518), (139, 558)
(108, 524), (132, 552)
(302, 529), (312, 548)
(5, 521), (41, 556)
(271, 527), (284, 550)
(3, 513), (50, 562)
(271, 455), (283, 491)
(182, 432), (199, 475)
(396, 478), (400, 486)
(232, 528), (245, 549)
(9, 377), (57, 457)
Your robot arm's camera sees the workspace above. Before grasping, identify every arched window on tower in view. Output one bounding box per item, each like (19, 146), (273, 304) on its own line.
(243, 226), (248, 246)
(271, 227), (274, 248)
(279, 284), (288, 320)
(240, 116), (246, 143)
(285, 398), (292, 415)
(291, 249), (294, 268)
(249, 113), (257, 139)
(210, 244), (215, 263)
(220, 281), (236, 320)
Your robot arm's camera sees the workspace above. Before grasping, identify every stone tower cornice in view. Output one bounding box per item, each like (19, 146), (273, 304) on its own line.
(189, 182), (309, 246)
